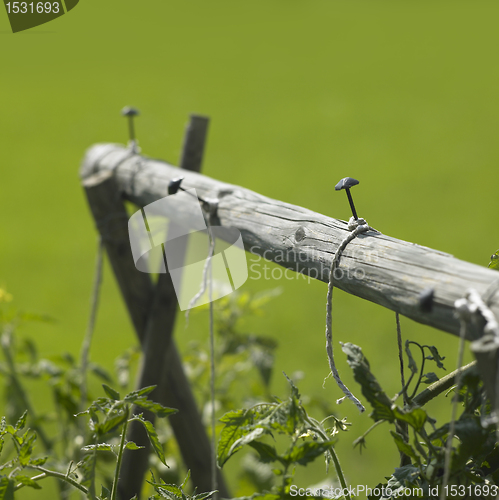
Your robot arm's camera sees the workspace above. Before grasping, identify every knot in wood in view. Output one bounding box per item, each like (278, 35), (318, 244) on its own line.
(295, 226), (306, 242)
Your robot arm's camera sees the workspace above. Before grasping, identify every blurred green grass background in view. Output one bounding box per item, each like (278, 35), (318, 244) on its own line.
(1, 0), (499, 497)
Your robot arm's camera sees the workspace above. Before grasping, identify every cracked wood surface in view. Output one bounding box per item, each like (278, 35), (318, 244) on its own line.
(81, 143), (499, 340)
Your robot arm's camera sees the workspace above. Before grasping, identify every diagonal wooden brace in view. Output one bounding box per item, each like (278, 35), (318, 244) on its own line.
(82, 115), (229, 499)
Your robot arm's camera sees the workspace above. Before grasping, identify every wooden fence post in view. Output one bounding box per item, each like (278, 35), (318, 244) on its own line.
(115, 114), (225, 499)
(82, 116), (230, 498)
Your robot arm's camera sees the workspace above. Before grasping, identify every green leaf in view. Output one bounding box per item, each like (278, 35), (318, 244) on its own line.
(180, 470), (190, 490)
(389, 430), (420, 463)
(283, 440), (336, 466)
(390, 464), (420, 487)
(102, 384), (120, 401)
(229, 428), (266, 459)
(453, 415), (491, 463)
(133, 398), (178, 418)
(218, 409), (255, 467)
(1, 423), (14, 438)
(146, 480), (183, 497)
(193, 491), (218, 500)
(97, 411), (128, 436)
(13, 475), (42, 490)
(88, 407), (100, 433)
(124, 385), (156, 403)
(3, 425), (21, 444)
(421, 372), (439, 384)
(342, 343), (394, 422)
(101, 485), (111, 499)
(130, 415), (167, 466)
(283, 371), (301, 401)
(125, 441), (144, 450)
(367, 482), (387, 500)
(425, 345), (446, 370)
(81, 443), (114, 452)
(404, 341), (419, 376)
(28, 457), (48, 466)
(75, 454), (96, 494)
(248, 441), (280, 464)
(392, 407), (427, 432)
(14, 411), (27, 431)
(257, 393), (305, 436)
(0, 477), (15, 500)
(19, 433), (37, 466)
(82, 396), (123, 421)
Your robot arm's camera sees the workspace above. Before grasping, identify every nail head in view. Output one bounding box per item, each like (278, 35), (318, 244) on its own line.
(335, 177), (359, 191)
(168, 177), (184, 195)
(121, 106), (140, 117)
(418, 287), (435, 313)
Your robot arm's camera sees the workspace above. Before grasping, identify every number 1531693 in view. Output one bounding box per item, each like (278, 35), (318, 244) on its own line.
(6, 2), (60, 14)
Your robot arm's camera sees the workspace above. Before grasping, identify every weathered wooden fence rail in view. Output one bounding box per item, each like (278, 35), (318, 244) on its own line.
(81, 143), (499, 342)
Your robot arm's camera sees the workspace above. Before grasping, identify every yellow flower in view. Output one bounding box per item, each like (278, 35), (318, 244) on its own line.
(0, 288), (13, 303)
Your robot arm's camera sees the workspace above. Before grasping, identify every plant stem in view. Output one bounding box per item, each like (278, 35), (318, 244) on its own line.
(395, 313), (408, 406)
(206, 221), (218, 500)
(328, 445), (351, 500)
(18, 466), (89, 494)
(79, 238), (104, 417)
(407, 341), (426, 400)
(352, 420), (385, 448)
(111, 406), (130, 500)
(440, 321), (467, 500)
(304, 417), (351, 500)
(412, 361), (476, 407)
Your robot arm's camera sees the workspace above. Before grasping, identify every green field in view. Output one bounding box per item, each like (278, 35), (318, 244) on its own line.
(1, 1), (499, 498)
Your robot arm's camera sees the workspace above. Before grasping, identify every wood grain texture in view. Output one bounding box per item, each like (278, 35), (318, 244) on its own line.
(81, 144), (499, 341)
